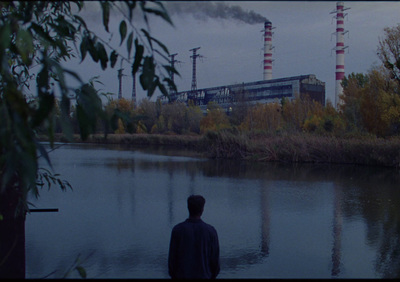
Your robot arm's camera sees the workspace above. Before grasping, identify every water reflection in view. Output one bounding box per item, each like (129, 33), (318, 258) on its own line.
(23, 143), (400, 278)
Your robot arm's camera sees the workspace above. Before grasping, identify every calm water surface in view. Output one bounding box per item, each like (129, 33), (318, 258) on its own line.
(25, 143), (400, 278)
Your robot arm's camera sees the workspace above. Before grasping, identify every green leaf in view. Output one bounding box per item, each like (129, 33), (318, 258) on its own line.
(80, 36), (88, 62)
(132, 39), (144, 75)
(101, 1), (110, 32)
(95, 42), (108, 70)
(30, 23), (55, 48)
(157, 78), (169, 97)
(126, 31), (133, 58)
(75, 266), (87, 279)
(110, 50), (118, 68)
(31, 92), (55, 128)
(73, 15), (87, 29)
(141, 2), (173, 26)
(141, 28), (153, 49)
(76, 83), (104, 140)
(147, 77), (158, 97)
(163, 65), (180, 77)
(88, 37), (99, 62)
(119, 20), (127, 46)
(35, 140), (52, 169)
(140, 56), (155, 91)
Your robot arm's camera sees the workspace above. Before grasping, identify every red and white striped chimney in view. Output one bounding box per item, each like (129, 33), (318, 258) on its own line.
(331, 2), (349, 108)
(263, 20), (274, 80)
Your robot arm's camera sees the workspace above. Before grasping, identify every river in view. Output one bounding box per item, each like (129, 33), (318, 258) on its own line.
(25, 143), (400, 278)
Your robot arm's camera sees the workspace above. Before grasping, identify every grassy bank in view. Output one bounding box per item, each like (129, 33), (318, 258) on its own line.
(43, 131), (400, 168)
(201, 130), (400, 168)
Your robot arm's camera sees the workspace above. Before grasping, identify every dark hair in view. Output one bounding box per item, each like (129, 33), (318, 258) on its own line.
(187, 195), (205, 217)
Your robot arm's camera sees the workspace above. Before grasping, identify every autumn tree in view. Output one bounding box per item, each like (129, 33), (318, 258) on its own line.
(137, 98), (158, 133)
(303, 100), (345, 134)
(339, 72), (369, 132)
(200, 102), (230, 133)
(340, 67), (400, 136)
(281, 94), (314, 132)
(378, 24), (400, 88)
(240, 102), (283, 133)
(104, 97), (139, 134)
(186, 100), (203, 134)
(155, 101), (188, 134)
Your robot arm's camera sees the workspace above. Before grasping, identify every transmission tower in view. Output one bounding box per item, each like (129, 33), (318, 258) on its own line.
(117, 68), (126, 100)
(189, 47), (202, 91)
(169, 53), (181, 94)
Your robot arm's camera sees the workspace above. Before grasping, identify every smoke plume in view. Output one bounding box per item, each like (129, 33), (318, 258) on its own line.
(165, 1), (268, 25)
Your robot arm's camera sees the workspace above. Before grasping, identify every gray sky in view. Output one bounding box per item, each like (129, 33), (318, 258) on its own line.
(67, 1), (400, 105)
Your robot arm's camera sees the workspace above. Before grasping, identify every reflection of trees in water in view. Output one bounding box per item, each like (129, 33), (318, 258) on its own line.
(221, 249), (268, 272)
(39, 145), (400, 278)
(331, 167), (400, 278)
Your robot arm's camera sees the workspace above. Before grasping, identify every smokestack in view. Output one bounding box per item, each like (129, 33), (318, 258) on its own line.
(331, 2), (350, 108)
(263, 20), (274, 80)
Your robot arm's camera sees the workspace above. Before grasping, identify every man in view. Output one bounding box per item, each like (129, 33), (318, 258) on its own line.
(168, 195), (220, 279)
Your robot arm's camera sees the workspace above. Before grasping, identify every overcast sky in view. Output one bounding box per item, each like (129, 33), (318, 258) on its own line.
(68, 1), (400, 104)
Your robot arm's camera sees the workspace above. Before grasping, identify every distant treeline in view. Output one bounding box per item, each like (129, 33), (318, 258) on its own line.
(42, 64), (400, 168)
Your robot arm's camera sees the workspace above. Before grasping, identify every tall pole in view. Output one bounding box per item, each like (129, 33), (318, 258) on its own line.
(331, 2), (350, 108)
(263, 20), (274, 80)
(131, 72), (136, 104)
(169, 53), (180, 94)
(117, 68), (124, 100)
(190, 47), (202, 91)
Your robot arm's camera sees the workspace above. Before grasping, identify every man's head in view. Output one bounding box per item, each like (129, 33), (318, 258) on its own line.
(187, 195), (206, 218)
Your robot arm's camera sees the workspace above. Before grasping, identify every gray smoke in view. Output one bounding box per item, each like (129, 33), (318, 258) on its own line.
(165, 1), (268, 25)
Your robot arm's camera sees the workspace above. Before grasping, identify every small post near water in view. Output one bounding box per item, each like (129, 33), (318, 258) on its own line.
(29, 208), (59, 213)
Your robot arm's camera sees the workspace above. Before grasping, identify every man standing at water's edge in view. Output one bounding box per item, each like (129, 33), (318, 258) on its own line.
(168, 195), (220, 279)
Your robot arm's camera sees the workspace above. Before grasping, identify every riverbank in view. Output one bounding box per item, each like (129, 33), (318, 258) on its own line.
(43, 131), (400, 168)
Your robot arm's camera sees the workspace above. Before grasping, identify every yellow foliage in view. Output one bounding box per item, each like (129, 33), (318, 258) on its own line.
(136, 121), (147, 134)
(200, 104), (230, 133)
(241, 102), (283, 132)
(303, 115), (322, 132)
(115, 118), (125, 134)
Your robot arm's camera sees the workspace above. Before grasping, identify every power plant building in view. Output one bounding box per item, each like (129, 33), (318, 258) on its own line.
(160, 74), (326, 112)
(160, 17), (326, 111)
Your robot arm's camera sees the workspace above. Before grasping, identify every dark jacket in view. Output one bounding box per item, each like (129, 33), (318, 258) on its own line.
(168, 218), (220, 279)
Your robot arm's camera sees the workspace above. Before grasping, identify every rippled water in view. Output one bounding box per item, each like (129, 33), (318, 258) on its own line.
(25, 143), (400, 278)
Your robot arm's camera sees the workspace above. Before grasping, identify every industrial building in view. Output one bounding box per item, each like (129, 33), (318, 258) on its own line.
(158, 16), (329, 112)
(160, 74), (326, 112)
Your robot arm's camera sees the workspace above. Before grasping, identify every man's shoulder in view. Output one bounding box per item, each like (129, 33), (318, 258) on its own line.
(172, 219), (216, 230)
(204, 222), (218, 233)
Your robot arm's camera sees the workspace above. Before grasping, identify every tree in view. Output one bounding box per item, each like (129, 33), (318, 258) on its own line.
(105, 97), (139, 134)
(137, 98), (158, 133)
(281, 94), (314, 132)
(158, 101), (188, 134)
(0, 1), (176, 278)
(339, 72), (369, 132)
(200, 102), (230, 133)
(378, 24), (400, 88)
(186, 100), (203, 134)
(240, 102), (283, 133)
(339, 67), (399, 136)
